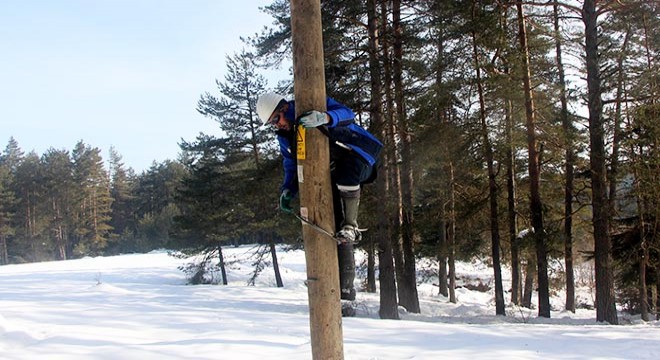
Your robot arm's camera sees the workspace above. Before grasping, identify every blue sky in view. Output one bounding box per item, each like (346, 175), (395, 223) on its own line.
(1, 0), (284, 172)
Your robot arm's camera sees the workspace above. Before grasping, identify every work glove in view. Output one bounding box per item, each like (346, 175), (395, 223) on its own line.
(279, 189), (294, 214)
(299, 110), (329, 128)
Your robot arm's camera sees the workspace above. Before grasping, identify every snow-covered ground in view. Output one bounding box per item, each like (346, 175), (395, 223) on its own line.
(1, 246), (658, 359)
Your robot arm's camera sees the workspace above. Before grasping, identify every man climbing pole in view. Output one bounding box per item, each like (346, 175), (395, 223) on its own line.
(256, 92), (383, 303)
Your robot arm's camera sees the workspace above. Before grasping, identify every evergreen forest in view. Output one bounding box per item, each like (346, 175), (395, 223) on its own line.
(1, 1), (658, 324)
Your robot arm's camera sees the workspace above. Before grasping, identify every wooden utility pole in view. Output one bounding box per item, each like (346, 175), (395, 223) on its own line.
(290, 0), (344, 358)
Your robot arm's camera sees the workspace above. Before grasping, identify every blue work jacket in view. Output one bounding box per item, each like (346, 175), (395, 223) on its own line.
(277, 97), (383, 196)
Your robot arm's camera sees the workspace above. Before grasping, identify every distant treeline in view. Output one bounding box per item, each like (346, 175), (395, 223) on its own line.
(0, 136), (293, 264)
(0, 138), (185, 261)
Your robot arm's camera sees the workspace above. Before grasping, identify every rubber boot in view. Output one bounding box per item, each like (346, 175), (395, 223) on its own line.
(340, 188), (360, 227)
(338, 241), (356, 300)
(337, 187), (359, 301)
(337, 188), (361, 243)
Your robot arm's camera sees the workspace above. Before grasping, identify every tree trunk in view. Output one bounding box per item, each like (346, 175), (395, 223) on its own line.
(269, 240), (283, 288)
(496, 0), (520, 307)
(633, 140), (649, 321)
(367, 0), (397, 319)
(651, 283), (658, 319)
(639, 238), (649, 321)
(437, 217), (448, 297)
(517, 2), (550, 318)
(28, 190), (39, 262)
(448, 162), (457, 304)
(218, 244), (228, 286)
(641, 7), (658, 322)
(553, 0), (575, 313)
(379, 0), (409, 314)
(366, 237), (376, 293)
(57, 224), (66, 261)
(53, 200), (67, 261)
(651, 266), (660, 320)
(522, 253), (536, 309)
(393, 0), (420, 314)
(0, 235), (7, 265)
(377, 167), (399, 320)
(505, 98), (521, 305)
(433, 12), (452, 303)
(471, 2), (505, 316)
(609, 28), (633, 319)
(582, 0), (618, 325)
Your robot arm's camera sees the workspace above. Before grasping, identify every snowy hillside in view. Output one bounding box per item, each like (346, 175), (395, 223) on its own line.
(1, 246), (658, 359)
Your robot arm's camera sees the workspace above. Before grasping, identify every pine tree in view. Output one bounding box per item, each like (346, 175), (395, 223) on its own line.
(191, 48), (285, 284)
(197, 50), (271, 168)
(604, 1), (659, 321)
(0, 140), (21, 264)
(516, 1), (550, 319)
(133, 160), (186, 251)
(13, 152), (46, 262)
(108, 147), (136, 253)
(70, 141), (113, 257)
(468, 0), (506, 316)
(552, 0), (577, 313)
(581, 0), (619, 325)
(175, 136), (230, 283)
(41, 148), (74, 260)
(366, 0), (398, 319)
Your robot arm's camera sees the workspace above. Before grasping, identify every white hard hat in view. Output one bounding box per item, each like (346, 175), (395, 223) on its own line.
(256, 92), (285, 125)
